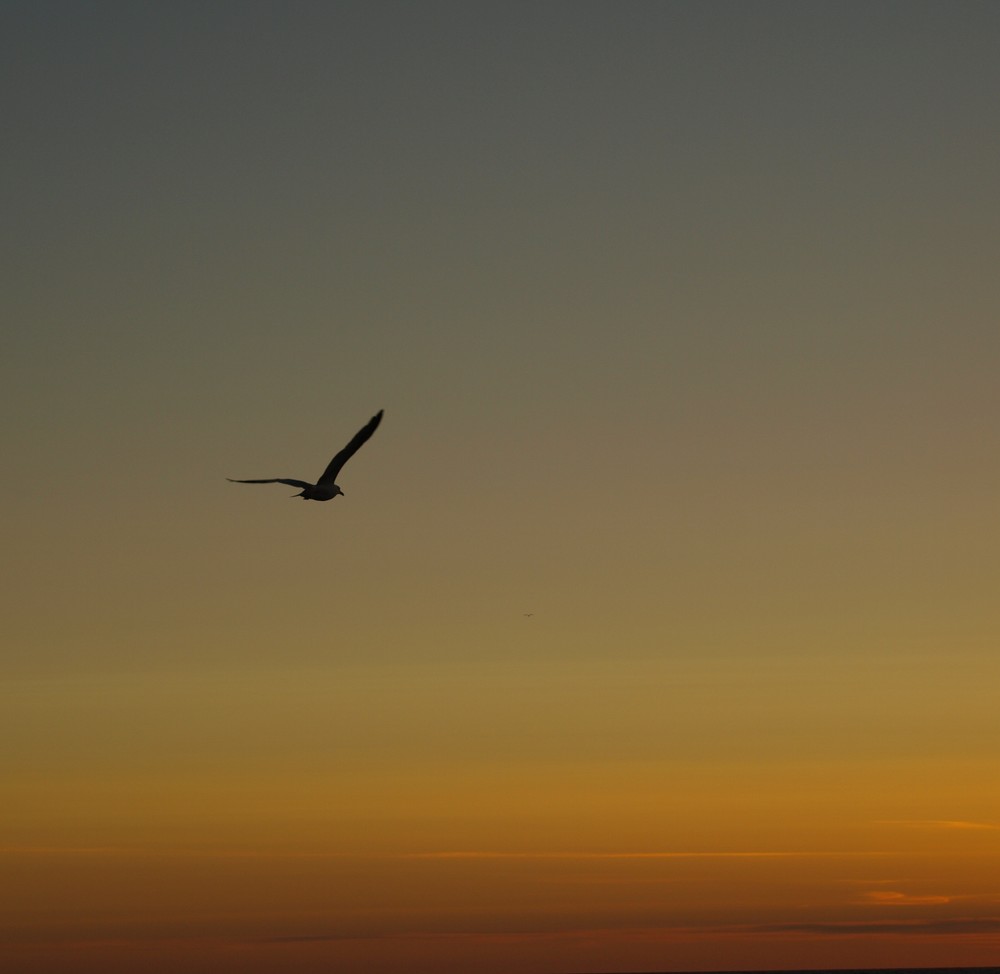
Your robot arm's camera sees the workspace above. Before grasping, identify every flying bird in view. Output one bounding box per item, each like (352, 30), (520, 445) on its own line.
(228, 409), (384, 501)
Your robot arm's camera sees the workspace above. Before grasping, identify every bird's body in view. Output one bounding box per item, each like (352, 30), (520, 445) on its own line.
(228, 409), (383, 501)
(293, 482), (344, 502)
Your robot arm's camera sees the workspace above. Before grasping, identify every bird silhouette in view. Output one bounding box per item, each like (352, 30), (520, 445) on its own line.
(228, 409), (383, 501)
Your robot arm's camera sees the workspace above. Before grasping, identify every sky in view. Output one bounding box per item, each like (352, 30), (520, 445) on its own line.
(3, 1), (1000, 972)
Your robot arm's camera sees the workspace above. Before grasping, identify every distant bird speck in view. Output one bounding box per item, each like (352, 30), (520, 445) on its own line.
(228, 409), (383, 501)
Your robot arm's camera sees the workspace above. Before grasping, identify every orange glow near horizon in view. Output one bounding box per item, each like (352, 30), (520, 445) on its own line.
(3, 840), (1000, 973)
(6, 685), (1000, 971)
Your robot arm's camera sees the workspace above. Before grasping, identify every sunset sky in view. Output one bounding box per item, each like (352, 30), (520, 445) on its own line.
(4, 2), (1000, 972)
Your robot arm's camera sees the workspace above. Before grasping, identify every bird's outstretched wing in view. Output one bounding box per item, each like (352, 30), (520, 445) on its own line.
(316, 410), (384, 485)
(227, 478), (314, 489)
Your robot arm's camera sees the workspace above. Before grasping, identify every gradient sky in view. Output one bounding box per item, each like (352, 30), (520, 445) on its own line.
(4, 2), (1000, 972)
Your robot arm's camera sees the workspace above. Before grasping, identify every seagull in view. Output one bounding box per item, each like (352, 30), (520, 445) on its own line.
(228, 409), (383, 501)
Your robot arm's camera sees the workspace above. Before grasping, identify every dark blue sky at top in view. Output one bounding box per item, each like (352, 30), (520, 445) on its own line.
(3, 1), (1000, 677)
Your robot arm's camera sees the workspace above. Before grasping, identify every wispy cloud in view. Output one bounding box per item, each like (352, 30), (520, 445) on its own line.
(753, 916), (1000, 936)
(397, 850), (885, 860)
(0, 846), (892, 860)
(20, 916), (1000, 953)
(256, 916), (1000, 947)
(860, 889), (952, 906)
